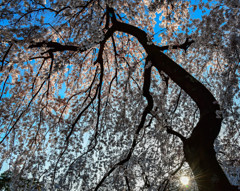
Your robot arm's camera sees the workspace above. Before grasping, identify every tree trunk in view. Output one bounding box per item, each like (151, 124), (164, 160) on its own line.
(183, 113), (237, 191)
(107, 10), (238, 190)
(184, 139), (237, 191)
(150, 47), (238, 191)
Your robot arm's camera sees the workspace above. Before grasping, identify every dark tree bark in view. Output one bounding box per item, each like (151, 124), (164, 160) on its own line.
(107, 8), (238, 191)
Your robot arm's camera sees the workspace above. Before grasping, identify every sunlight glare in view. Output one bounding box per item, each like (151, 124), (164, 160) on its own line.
(180, 176), (190, 185)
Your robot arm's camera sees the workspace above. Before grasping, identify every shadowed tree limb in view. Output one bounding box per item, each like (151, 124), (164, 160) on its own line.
(107, 7), (237, 191)
(159, 160), (185, 191)
(125, 175), (131, 191)
(94, 58), (153, 190)
(28, 41), (79, 52)
(166, 126), (186, 143)
(0, 65), (13, 101)
(28, 25), (116, 54)
(1, 42), (14, 71)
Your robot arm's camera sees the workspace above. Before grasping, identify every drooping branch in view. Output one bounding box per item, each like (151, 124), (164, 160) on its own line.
(94, 58), (153, 190)
(0, 79), (47, 144)
(57, 65), (99, 123)
(1, 42), (14, 71)
(0, 65), (13, 101)
(52, 27), (112, 186)
(125, 175), (131, 191)
(160, 160), (185, 191)
(89, 41), (105, 149)
(170, 89), (182, 114)
(51, 79), (100, 187)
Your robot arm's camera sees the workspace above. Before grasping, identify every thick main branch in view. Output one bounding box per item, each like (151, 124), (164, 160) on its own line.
(107, 8), (237, 191)
(109, 16), (222, 145)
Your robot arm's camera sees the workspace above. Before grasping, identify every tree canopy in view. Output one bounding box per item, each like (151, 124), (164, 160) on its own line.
(0, 0), (239, 190)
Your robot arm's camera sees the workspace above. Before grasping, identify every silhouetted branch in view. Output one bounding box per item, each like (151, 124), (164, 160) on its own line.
(94, 57), (154, 190)
(160, 160), (185, 191)
(158, 37), (195, 52)
(28, 41), (79, 52)
(171, 89), (182, 114)
(1, 42), (14, 71)
(166, 126), (186, 142)
(125, 176), (131, 191)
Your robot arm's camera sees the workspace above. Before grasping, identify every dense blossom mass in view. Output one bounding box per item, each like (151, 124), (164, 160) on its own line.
(0, 0), (239, 190)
